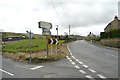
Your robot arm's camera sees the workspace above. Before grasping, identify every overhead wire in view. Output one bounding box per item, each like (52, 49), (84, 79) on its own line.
(49, 0), (75, 35)
(49, 0), (62, 22)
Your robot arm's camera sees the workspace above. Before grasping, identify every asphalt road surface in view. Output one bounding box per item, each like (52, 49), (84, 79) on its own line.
(1, 40), (119, 79)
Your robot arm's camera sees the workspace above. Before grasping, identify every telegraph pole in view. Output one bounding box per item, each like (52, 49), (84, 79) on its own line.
(56, 25), (58, 54)
(56, 25), (58, 39)
(69, 25), (70, 37)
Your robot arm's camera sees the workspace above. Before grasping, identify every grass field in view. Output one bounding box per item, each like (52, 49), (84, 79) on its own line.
(2, 39), (65, 53)
(2, 32), (68, 63)
(2, 39), (47, 53)
(2, 39), (67, 63)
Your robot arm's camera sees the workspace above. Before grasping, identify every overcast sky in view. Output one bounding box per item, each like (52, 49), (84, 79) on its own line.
(0, 0), (119, 36)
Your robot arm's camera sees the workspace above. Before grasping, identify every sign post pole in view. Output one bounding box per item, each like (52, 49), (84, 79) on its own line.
(56, 25), (58, 54)
(26, 30), (33, 63)
(56, 45), (57, 54)
(29, 30), (32, 63)
(46, 36), (49, 56)
(51, 45), (52, 54)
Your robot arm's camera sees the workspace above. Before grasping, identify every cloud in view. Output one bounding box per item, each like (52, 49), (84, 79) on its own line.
(0, 0), (119, 35)
(49, 0), (118, 28)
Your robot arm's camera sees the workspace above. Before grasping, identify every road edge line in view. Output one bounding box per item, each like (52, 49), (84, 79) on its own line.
(67, 44), (73, 56)
(0, 69), (14, 76)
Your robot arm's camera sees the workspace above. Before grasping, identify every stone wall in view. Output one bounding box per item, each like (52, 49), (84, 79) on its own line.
(100, 38), (120, 48)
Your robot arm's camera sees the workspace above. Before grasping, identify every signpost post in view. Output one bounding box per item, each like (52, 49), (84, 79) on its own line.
(26, 30), (33, 63)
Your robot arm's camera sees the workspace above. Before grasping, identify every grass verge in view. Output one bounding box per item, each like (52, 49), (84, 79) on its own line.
(2, 39), (69, 63)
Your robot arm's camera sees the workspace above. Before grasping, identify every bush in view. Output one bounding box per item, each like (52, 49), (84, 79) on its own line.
(64, 37), (76, 42)
(100, 29), (120, 39)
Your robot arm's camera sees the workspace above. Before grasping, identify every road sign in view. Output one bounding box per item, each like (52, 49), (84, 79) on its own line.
(43, 28), (50, 32)
(48, 38), (58, 45)
(42, 28), (51, 36)
(42, 31), (51, 36)
(49, 38), (53, 44)
(26, 30), (33, 38)
(38, 21), (52, 29)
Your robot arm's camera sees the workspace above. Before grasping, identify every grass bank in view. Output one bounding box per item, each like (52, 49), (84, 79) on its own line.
(2, 39), (69, 63)
(2, 39), (47, 53)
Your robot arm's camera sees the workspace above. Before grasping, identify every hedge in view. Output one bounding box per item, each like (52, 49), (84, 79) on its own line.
(100, 29), (120, 39)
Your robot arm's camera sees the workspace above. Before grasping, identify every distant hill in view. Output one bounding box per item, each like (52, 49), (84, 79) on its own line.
(2, 32), (45, 39)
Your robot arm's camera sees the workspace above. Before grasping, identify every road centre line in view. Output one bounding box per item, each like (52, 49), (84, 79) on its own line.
(83, 65), (89, 68)
(97, 74), (107, 79)
(0, 69), (14, 76)
(69, 59), (73, 62)
(72, 56), (77, 59)
(74, 65), (80, 69)
(78, 61), (83, 64)
(86, 75), (93, 79)
(75, 59), (79, 62)
(79, 70), (86, 74)
(30, 66), (44, 70)
(67, 44), (108, 79)
(88, 69), (96, 73)
(71, 62), (76, 65)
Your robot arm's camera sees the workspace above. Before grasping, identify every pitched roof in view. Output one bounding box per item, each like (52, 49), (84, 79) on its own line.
(104, 16), (120, 30)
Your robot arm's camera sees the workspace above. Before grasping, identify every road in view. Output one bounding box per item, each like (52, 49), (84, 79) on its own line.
(1, 40), (119, 79)
(68, 40), (118, 79)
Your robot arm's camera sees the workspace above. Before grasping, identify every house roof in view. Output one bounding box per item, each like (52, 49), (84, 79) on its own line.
(104, 16), (120, 30)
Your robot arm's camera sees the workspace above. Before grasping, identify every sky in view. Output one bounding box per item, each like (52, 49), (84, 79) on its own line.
(0, 0), (119, 36)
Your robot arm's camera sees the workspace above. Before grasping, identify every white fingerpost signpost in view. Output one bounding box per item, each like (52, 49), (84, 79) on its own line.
(38, 21), (52, 56)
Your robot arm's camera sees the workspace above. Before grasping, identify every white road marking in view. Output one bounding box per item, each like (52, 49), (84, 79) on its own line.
(66, 56), (71, 60)
(69, 59), (73, 62)
(67, 58), (71, 60)
(75, 59), (79, 62)
(86, 75), (93, 78)
(66, 56), (69, 58)
(88, 68), (96, 73)
(83, 65), (89, 68)
(67, 44), (108, 79)
(30, 66), (44, 70)
(74, 65), (80, 69)
(97, 74), (107, 79)
(67, 45), (73, 55)
(71, 55), (75, 58)
(71, 62), (76, 65)
(79, 70), (86, 74)
(106, 53), (118, 58)
(0, 69), (14, 76)
(72, 56), (77, 59)
(78, 61), (83, 64)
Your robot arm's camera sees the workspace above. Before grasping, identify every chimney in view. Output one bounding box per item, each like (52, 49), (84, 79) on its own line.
(114, 15), (118, 20)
